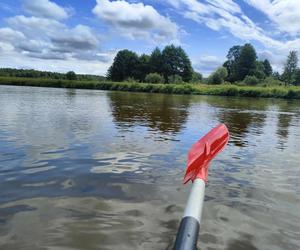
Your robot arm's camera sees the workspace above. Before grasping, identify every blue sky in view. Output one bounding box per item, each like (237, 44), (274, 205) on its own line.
(1, 0), (300, 76)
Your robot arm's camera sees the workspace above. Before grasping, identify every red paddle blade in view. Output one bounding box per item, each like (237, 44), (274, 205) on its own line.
(183, 124), (229, 184)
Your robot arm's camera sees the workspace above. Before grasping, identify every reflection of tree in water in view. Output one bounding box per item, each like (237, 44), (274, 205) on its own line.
(202, 96), (270, 111)
(276, 114), (292, 149)
(218, 111), (266, 147)
(66, 88), (76, 98)
(276, 100), (296, 149)
(108, 92), (190, 134)
(210, 97), (268, 147)
(211, 97), (298, 149)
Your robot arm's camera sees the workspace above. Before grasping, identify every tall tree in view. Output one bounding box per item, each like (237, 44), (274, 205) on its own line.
(282, 51), (298, 85)
(181, 49), (193, 82)
(254, 61), (266, 79)
(263, 59), (272, 77)
(161, 45), (193, 83)
(107, 49), (139, 81)
(135, 54), (150, 82)
(149, 47), (163, 74)
(236, 43), (257, 80)
(223, 45), (242, 82)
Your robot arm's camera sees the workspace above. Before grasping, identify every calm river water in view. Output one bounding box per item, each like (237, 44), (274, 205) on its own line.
(0, 85), (299, 250)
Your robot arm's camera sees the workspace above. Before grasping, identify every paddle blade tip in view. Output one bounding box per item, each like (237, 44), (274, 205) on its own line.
(183, 124), (229, 184)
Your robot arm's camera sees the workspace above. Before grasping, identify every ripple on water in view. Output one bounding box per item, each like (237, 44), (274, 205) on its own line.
(90, 152), (151, 175)
(1, 86), (300, 249)
(0, 197), (184, 250)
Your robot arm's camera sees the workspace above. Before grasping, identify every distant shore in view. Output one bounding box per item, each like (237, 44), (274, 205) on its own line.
(1, 76), (300, 99)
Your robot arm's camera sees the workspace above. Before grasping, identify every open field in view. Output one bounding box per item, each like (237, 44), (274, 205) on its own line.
(1, 76), (300, 99)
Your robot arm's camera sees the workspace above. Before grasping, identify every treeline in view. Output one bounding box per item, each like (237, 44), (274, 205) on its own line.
(107, 43), (300, 86)
(207, 43), (274, 85)
(3, 44), (300, 87)
(208, 43), (300, 86)
(107, 45), (202, 84)
(0, 68), (105, 81)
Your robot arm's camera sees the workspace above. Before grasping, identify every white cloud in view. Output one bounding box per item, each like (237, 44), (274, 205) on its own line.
(164, 0), (182, 9)
(193, 55), (223, 76)
(51, 25), (99, 51)
(0, 50), (114, 75)
(8, 15), (65, 38)
(92, 0), (179, 43)
(0, 1), (119, 75)
(22, 0), (69, 20)
(175, 0), (279, 48)
(166, 0), (300, 73)
(257, 50), (286, 73)
(208, 0), (242, 13)
(6, 15), (103, 61)
(244, 0), (300, 36)
(0, 27), (26, 42)
(1, 12), (114, 74)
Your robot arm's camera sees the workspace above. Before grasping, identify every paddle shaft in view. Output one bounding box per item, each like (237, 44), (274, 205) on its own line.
(174, 179), (205, 250)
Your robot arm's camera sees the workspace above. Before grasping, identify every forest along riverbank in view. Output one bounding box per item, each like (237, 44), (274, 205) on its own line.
(1, 76), (300, 99)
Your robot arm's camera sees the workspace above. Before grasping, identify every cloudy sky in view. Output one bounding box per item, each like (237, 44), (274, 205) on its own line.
(0, 0), (300, 76)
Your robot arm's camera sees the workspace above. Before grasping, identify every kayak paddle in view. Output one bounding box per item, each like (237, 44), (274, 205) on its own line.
(174, 124), (229, 250)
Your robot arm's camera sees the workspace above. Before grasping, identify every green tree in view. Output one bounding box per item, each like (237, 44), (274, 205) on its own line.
(272, 71), (281, 81)
(223, 45), (241, 82)
(136, 54), (150, 82)
(263, 59), (272, 77)
(282, 51), (298, 85)
(66, 71), (76, 80)
(236, 43), (257, 81)
(149, 47), (163, 74)
(253, 61), (266, 79)
(161, 45), (193, 83)
(294, 69), (300, 86)
(107, 49), (139, 81)
(208, 67), (228, 84)
(191, 71), (203, 83)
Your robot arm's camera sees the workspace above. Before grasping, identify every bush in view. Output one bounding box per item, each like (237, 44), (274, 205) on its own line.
(207, 67), (228, 84)
(243, 75), (259, 85)
(66, 71), (77, 80)
(144, 73), (164, 84)
(191, 71), (203, 83)
(168, 74), (183, 84)
(125, 77), (138, 83)
(261, 76), (283, 87)
(208, 73), (222, 84)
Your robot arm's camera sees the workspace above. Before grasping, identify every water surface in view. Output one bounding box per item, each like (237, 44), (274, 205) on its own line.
(0, 85), (299, 249)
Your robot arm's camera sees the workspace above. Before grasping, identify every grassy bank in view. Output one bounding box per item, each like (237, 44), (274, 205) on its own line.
(1, 76), (300, 99)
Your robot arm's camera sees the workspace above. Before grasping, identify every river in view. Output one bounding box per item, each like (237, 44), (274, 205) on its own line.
(0, 85), (299, 250)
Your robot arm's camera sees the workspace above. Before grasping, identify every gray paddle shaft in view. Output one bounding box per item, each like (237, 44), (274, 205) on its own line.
(174, 179), (206, 250)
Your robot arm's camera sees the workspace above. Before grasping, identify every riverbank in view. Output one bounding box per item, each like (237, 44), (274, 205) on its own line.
(1, 76), (300, 99)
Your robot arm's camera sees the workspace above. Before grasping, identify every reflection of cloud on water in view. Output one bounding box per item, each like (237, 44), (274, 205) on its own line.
(0, 86), (114, 170)
(21, 165), (56, 174)
(0, 197), (183, 250)
(91, 152), (151, 174)
(22, 181), (56, 187)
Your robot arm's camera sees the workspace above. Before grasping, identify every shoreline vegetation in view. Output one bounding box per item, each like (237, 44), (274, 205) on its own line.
(2, 76), (300, 99)
(1, 43), (300, 99)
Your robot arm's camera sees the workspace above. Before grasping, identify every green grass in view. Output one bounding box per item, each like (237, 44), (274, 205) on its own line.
(1, 76), (300, 99)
